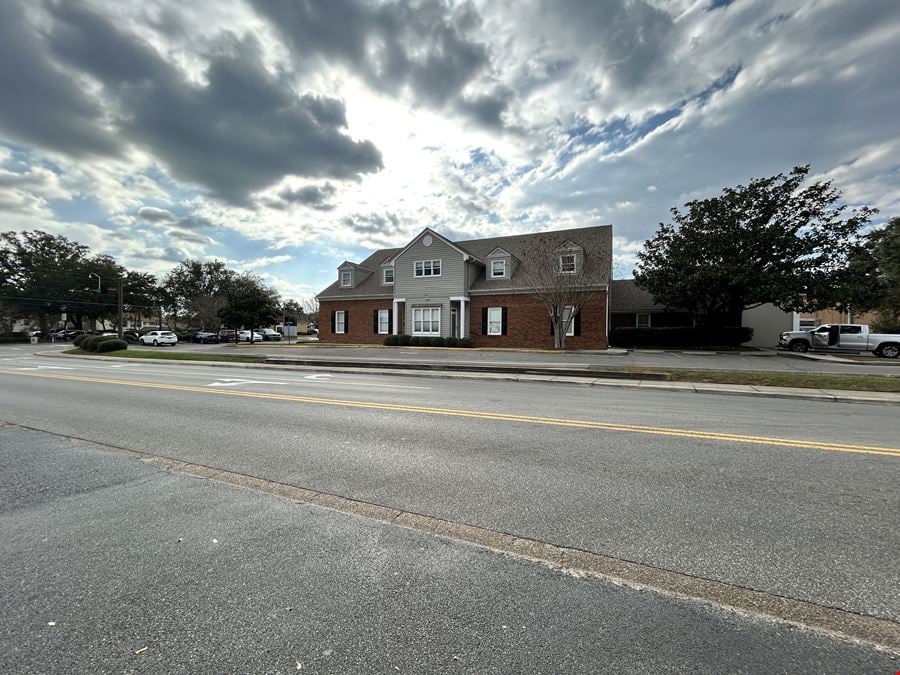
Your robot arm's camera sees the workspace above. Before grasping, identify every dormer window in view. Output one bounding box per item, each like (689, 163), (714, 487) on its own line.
(559, 254), (576, 274)
(490, 260), (506, 278)
(340, 271), (352, 287)
(414, 260), (441, 277)
(383, 268), (394, 284)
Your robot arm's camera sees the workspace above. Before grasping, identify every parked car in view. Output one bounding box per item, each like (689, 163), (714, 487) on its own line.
(236, 330), (263, 343)
(219, 329), (238, 341)
(27, 330), (42, 338)
(256, 328), (282, 341)
(778, 324), (900, 358)
(191, 331), (220, 344)
(306, 324), (319, 335)
(139, 330), (178, 347)
(49, 329), (82, 341)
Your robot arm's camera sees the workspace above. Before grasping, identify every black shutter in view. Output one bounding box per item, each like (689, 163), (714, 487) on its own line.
(388, 309), (393, 333)
(373, 309), (378, 334)
(344, 310), (349, 332)
(574, 310), (581, 336)
(481, 307), (488, 335)
(330, 311), (335, 333)
(501, 307), (508, 336)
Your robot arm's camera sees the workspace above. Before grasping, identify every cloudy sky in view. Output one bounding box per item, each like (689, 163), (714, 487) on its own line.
(2, 0), (898, 303)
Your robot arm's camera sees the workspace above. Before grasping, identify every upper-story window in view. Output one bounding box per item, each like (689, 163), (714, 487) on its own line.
(559, 254), (576, 274)
(340, 271), (352, 287)
(383, 268), (394, 284)
(414, 259), (441, 277)
(490, 260), (506, 278)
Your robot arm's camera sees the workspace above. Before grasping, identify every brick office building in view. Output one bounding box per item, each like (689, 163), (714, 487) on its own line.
(317, 226), (612, 349)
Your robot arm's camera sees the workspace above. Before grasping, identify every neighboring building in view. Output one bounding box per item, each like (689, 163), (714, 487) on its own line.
(609, 279), (693, 329)
(797, 308), (880, 329)
(609, 279), (796, 347)
(317, 226), (613, 349)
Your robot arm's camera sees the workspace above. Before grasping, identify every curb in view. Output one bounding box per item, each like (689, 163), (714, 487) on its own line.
(35, 351), (900, 406)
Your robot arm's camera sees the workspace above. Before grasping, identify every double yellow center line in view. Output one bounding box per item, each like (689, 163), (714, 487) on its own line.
(3, 369), (899, 458)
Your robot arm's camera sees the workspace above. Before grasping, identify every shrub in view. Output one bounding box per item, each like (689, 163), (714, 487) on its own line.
(608, 326), (753, 349)
(444, 337), (459, 348)
(872, 310), (900, 334)
(82, 335), (123, 353)
(73, 334), (88, 347)
(428, 337), (445, 347)
(408, 336), (422, 346)
(397, 335), (411, 346)
(96, 339), (128, 353)
(458, 337), (473, 348)
(0, 334), (29, 343)
(383, 335), (399, 346)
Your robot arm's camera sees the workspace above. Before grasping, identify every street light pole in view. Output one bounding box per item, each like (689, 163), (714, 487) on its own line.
(88, 272), (101, 293)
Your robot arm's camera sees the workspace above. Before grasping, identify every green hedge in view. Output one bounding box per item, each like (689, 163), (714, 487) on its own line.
(382, 335), (472, 348)
(73, 334), (88, 347)
(96, 339), (128, 353)
(609, 326), (753, 348)
(82, 335), (124, 353)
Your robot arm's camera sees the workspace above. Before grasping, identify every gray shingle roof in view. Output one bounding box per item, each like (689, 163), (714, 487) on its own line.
(317, 247), (400, 299)
(318, 226), (612, 299)
(609, 279), (670, 312)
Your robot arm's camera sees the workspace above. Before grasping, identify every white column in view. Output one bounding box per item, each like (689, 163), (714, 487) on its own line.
(460, 298), (468, 338)
(392, 298), (404, 335)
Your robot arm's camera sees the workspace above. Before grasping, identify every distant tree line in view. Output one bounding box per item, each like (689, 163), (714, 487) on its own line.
(0, 230), (316, 333)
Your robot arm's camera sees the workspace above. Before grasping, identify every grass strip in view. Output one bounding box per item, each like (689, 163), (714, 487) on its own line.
(668, 369), (900, 392)
(63, 349), (265, 364)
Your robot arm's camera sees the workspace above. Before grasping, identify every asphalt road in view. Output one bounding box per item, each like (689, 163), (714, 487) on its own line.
(3, 426), (895, 673)
(1, 348), (898, 670)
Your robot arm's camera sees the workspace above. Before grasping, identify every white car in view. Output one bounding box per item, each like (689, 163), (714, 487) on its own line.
(236, 330), (263, 343)
(139, 330), (178, 347)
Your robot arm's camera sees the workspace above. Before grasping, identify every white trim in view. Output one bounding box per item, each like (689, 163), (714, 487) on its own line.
(411, 306), (441, 336)
(564, 305), (575, 336)
(340, 271), (351, 287)
(449, 296), (469, 302)
(383, 268), (394, 284)
(487, 307), (502, 336)
(335, 310), (346, 334)
(385, 227), (482, 265)
(377, 309), (390, 334)
(559, 254), (577, 274)
(490, 259), (506, 278)
(635, 313), (650, 328)
(414, 259), (442, 277)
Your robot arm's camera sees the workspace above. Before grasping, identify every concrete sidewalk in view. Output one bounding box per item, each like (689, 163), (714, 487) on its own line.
(39, 351), (900, 406)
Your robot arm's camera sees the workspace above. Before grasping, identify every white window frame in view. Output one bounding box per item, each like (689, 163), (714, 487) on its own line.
(340, 271), (351, 287)
(412, 307), (441, 335)
(487, 307), (502, 336)
(414, 259), (442, 277)
(377, 309), (390, 334)
(490, 260), (506, 278)
(563, 305), (575, 337)
(335, 310), (346, 334)
(636, 313), (650, 328)
(559, 254), (577, 274)
(383, 268), (394, 284)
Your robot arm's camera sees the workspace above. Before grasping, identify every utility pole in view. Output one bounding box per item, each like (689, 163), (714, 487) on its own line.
(117, 278), (124, 339)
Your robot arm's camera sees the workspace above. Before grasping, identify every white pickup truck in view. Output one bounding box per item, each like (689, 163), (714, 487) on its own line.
(778, 324), (900, 358)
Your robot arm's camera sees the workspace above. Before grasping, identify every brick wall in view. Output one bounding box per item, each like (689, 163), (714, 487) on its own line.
(468, 292), (608, 349)
(319, 299), (394, 344)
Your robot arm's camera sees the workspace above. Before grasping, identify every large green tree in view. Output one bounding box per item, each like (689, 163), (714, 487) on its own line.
(848, 216), (900, 332)
(634, 166), (875, 326)
(161, 260), (236, 329)
(217, 273), (281, 331)
(0, 231), (124, 330)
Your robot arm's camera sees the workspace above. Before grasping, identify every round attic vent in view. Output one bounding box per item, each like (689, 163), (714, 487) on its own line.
(423, 234), (433, 246)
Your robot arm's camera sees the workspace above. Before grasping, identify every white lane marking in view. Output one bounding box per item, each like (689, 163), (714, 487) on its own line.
(207, 378), (290, 387)
(15, 365), (75, 371)
(304, 374), (333, 380)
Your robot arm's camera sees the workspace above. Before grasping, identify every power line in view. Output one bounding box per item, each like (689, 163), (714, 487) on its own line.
(0, 295), (160, 309)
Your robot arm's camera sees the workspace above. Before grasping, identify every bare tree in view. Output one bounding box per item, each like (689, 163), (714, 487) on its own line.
(517, 236), (605, 349)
